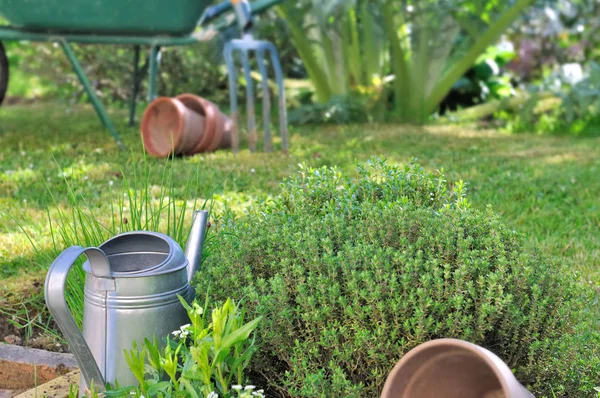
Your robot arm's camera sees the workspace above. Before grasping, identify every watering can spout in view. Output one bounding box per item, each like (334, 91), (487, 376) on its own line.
(185, 210), (209, 285)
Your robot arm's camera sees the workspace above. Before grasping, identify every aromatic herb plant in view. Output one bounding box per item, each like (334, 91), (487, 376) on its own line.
(198, 158), (600, 397)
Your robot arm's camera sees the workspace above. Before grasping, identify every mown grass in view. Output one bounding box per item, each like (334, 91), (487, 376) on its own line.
(0, 102), (599, 331)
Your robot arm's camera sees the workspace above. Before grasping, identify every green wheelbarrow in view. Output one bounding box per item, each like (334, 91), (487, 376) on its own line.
(0, 0), (286, 151)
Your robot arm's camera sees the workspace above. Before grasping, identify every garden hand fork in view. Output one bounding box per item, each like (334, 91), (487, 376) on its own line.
(224, 0), (288, 154)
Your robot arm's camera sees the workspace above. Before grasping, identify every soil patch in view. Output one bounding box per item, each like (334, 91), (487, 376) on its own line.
(0, 279), (65, 353)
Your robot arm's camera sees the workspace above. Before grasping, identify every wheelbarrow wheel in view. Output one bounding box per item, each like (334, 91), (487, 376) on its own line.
(0, 42), (8, 106)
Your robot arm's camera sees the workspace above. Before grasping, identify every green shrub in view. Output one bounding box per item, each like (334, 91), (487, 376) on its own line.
(288, 95), (370, 125)
(197, 158), (598, 397)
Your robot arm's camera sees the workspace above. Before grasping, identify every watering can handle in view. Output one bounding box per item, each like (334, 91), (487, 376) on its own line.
(44, 246), (112, 390)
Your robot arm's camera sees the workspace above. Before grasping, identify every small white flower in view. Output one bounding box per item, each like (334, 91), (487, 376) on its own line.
(207, 392), (219, 398)
(172, 323), (192, 339)
(244, 386), (256, 391)
(561, 63), (584, 85)
(109, 180), (114, 186)
(20, 151), (26, 156)
(496, 35), (514, 54)
(192, 302), (204, 316)
(232, 385), (243, 391)
(250, 168), (256, 173)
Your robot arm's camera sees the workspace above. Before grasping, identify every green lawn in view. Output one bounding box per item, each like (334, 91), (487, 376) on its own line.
(1, 102), (599, 318)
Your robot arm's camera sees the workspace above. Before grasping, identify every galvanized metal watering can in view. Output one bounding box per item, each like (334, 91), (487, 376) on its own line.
(44, 210), (209, 391)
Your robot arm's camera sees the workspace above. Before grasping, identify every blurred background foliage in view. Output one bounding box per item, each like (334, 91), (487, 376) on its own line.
(1, 0), (599, 134)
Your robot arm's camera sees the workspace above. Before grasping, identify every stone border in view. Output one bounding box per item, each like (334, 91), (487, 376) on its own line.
(0, 345), (77, 369)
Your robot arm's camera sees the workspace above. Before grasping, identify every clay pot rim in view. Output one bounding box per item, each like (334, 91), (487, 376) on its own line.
(380, 338), (512, 398)
(175, 94), (217, 153)
(140, 97), (186, 158)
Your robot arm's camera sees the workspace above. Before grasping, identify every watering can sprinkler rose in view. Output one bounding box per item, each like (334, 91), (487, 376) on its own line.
(44, 210), (209, 391)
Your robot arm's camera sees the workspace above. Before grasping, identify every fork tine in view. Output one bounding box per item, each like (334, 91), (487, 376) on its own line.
(256, 50), (272, 152)
(241, 49), (257, 153)
(224, 42), (240, 154)
(265, 42), (288, 154)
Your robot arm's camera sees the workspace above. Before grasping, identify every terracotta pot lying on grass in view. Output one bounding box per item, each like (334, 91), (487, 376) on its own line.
(176, 94), (232, 153)
(141, 94), (232, 157)
(381, 339), (533, 398)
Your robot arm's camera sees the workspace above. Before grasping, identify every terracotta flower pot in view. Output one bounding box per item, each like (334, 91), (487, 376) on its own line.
(381, 339), (533, 398)
(140, 97), (206, 157)
(175, 94), (232, 153)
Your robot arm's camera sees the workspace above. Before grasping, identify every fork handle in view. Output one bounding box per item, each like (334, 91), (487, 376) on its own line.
(232, 0), (253, 32)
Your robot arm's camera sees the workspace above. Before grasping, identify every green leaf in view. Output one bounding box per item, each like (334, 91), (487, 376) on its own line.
(144, 337), (162, 373)
(179, 379), (200, 398)
(276, 4), (333, 102)
(229, 344), (259, 375)
(147, 381), (171, 396)
(424, 0), (536, 116)
(212, 317), (262, 365)
(181, 368), (205, 380)
(103, 387), (136, 397)
(177, 294), (193, 313)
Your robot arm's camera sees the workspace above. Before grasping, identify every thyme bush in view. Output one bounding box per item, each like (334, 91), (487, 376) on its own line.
(198, 158), (598, 397)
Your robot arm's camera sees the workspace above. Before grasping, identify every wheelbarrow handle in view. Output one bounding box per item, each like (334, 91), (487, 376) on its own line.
(202, 1), (234, 23)
(200, 0), (284, 25)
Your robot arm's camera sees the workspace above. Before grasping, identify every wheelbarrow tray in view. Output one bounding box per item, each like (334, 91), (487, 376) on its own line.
(0, 0), (210, 36)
